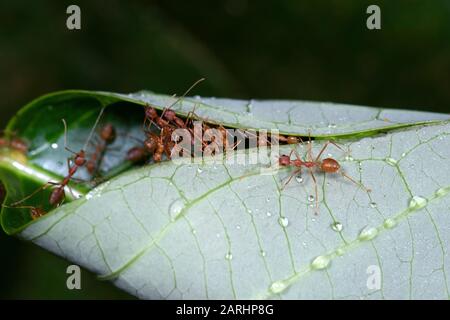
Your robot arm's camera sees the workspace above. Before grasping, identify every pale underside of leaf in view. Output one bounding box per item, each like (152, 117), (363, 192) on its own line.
(117, 91), (450, 136)
(19, 121), (450, 299)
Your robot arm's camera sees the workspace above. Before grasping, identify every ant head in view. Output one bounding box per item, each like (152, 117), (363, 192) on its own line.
(279, 155), (291, 166)
(163, 109), (176, 121)
(286, 136), (299, 144)
(144, 138), (157, 153)
(145, 107), (158, 119)
(74, 151), (86, 166)
(100, 124), (116, 144)
(321, 158), (340, 173)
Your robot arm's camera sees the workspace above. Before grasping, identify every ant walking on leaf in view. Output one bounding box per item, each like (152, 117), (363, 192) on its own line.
(279, 136), (371, 214)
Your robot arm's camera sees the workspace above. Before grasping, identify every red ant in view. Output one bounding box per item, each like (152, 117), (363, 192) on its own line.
(9, 107), (106, 217)
(0, 131), (28, 154)
(86, 123), (117, 175)
(129, 79), (205, 163)
(279, 139), (371, 214)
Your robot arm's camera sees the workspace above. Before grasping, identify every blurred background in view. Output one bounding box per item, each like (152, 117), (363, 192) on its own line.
(1, 0), (449, 299)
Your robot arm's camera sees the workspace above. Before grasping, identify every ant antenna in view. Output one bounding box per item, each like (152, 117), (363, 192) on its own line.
(161, 78), (205, 119)
(83, 106), (106, 151)
(62, 119), (77, 155)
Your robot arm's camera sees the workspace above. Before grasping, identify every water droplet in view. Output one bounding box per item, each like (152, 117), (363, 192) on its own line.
(236, 225), (241, 230)
(336, 248), (345, 256)
(192, 229), (197, 235)
(51, 143), (58, 149)
(401, 152), (407, 157)
(197, 167), (203, 173)
(308, 195), (315, 202)
(409, 196), (428, 210)
(311, 255), (331, 270)
(436, 187), (450, 197)
(295, 175), (304, 183)
(327, 123), (337, 129)
(302, 241), (307, 247)
(216, 233), (221, 238)
(370, 202), (377, 208)
(311, 218), (316, 222)
(168, 199), (185, 221)
(358, 227), (378, 241)
(385, 157), (397, 166)
(327, 153), (333, 158)
(270, 281), (287, 294)
(266, 197), (270, 203)
(247, 208), (253, 214)
(266, 211), (272, 217)
(278, 216), (289, 228)
(331, 221), (343, 232)
(225, 252), (233, 260)
(383, 218), (397, 229)
(345, 155), (354, 162)
(260, 250), (266, 257)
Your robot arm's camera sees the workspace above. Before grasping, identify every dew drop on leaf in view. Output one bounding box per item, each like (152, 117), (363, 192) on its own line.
(311, 255), (331, 270)
(169, 199), (185, 221)
(409, 196), (428, 210)
(331, 221), (343, 232)
(383, 218), (397, 229)
(385, 157), (398, 166)
(278, 216), (289, 227)
(358, 227), (378, 241)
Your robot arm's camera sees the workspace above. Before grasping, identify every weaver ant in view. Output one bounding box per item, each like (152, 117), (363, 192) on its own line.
(128, 79), (205, 163)
(0, 131), (28, 154)
(8, 107), (106, 218)
(86, 123), (117, 175)
(279, 138), (371, 214)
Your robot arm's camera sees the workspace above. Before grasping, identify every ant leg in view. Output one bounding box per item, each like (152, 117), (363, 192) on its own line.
(314, 140), (348, 162)
(340, 171), (372, 193)
(307, 131), (313, 162)
(9, 182), (56, 206)
(308, 168), (319, 215)
(282, 168), (301, 190)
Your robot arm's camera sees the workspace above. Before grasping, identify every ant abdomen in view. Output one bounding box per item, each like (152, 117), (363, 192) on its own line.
(321, 158), (340, 173)
(100, 124), (116, 144)
(49, 188), (65, 206)
(126, 147), (148, 163)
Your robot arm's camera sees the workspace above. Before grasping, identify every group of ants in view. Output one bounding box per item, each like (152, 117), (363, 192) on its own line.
(0, 79), (370, 221)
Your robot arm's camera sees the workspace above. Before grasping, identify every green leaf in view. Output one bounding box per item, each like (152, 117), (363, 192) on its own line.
(1, 90), (450, 299)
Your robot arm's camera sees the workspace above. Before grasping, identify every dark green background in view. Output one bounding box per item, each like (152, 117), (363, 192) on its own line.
(1, 0), (449, 299)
